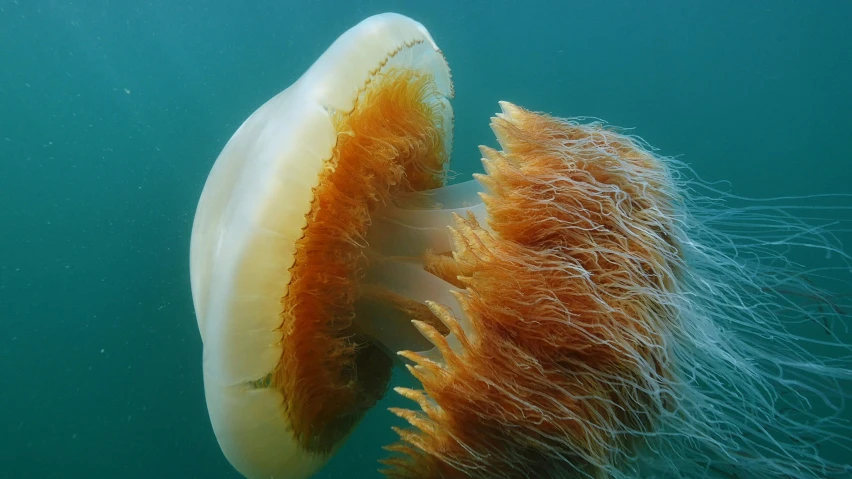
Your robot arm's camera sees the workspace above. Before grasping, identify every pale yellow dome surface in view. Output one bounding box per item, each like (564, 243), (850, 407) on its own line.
(189, 12), (453, 479)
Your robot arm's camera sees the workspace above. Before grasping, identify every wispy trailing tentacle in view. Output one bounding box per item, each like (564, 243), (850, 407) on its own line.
(382, 103), (852, 479)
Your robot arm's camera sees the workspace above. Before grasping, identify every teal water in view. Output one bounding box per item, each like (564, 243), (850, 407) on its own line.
(1, 1), (850, 478)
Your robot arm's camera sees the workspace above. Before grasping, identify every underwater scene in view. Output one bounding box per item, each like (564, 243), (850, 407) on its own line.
(2, 1), (851, 478)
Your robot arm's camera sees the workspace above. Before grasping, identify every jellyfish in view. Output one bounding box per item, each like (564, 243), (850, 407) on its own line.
(189, 12), (852, 479)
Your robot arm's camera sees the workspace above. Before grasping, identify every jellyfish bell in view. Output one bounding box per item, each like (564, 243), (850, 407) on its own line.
(189, 12), (459, 479)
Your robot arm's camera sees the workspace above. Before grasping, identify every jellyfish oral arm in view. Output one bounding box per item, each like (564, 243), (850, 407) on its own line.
(346, 179), (485, 357)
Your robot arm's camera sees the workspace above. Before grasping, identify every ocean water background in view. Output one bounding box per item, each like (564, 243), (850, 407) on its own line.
(1, 1), (850, 478)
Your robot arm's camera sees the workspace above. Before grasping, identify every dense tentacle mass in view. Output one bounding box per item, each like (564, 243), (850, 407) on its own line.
(382, 103), (852, 479)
